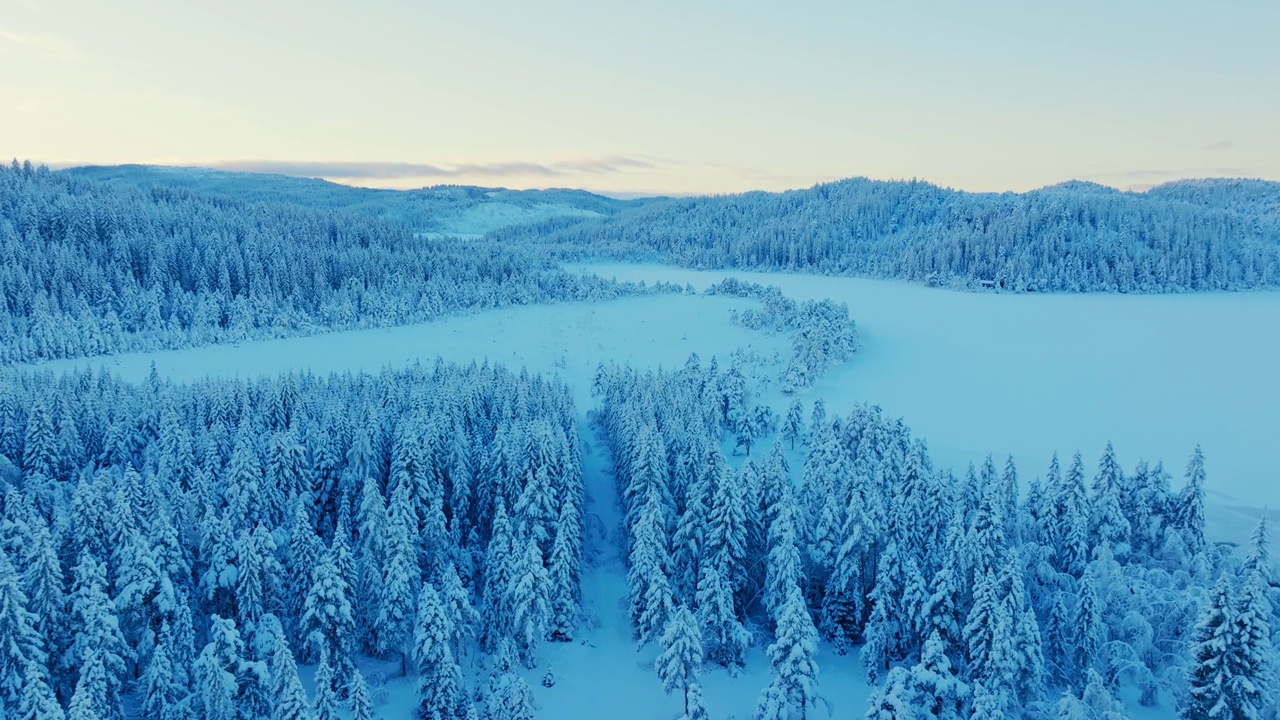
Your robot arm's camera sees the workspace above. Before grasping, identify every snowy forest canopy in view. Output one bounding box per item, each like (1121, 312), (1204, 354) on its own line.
(489, 177), (1280, 293)
(0, 162), (671, 363)
(0, 360), (584, 720)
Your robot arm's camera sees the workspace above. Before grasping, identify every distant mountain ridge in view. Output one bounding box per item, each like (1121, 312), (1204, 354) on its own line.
(62, 164), (645, 236)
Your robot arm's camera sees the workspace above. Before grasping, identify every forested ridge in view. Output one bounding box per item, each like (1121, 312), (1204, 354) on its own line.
(0, 162), (671, 364)
(489, 177), (1280, 293)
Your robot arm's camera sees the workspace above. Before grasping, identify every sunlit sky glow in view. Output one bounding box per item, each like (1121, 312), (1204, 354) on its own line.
(3, 0), (1278, 195)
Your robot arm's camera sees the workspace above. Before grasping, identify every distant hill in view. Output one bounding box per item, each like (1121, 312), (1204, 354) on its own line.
(490, 176), (1280, 292)
(62, 164), (641, 236)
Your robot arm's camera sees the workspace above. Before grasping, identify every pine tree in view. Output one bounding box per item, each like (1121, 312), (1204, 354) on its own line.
(414, 583), (464, 720)
(655, 605), (703, 717)
(547, 504), (579, 642)
(1227, 570), (1274, 719)
(68, 650), (113, 720)
(1074, 572), (1104, 680)
(906, 631), (969, 720)
(510, 535), (551, 666)
(270, 637), (313, 720)
(17, 659), (64, 720)
(782, 399), (804, 450)
(764, 481), (804, 625)
(194, 616), (241, 720)
(301, 548), (355, 684)
(765, 589), (819, 717)
(379, 481), (419, 669)
(349, 668), (374, 720)
(0, 548), (44, 711)
(68, 551), (131, 705)
(438, 561), (481, 659)
(629, 486), (673, 646)
(313, 652), (339, 720)
(695, 564), (750, 670)
(1182, 574), (1235, 720)
(1175, 446), (1207, 555)
(141, 626), (182, 720)
(356, 475), (388, 654)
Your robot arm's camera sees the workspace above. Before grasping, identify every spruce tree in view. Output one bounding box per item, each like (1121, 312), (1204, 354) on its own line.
(655, 605), (703, 718)
(509, 535), (551, 666)
(1182, 574), (1235, 720)
(17, 659), (64, 720)
(349, 668), (374, 720)
(270, 637), (313, 720)
(0, 548), (44, 711)
(765, 589), (819, 717)
(414, 583), (464, 720)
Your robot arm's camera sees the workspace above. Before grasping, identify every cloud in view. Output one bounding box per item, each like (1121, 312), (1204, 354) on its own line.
(208, 156), (657, 180)
(0, 27), (80, 61)
(1201, 141), (1235, 151)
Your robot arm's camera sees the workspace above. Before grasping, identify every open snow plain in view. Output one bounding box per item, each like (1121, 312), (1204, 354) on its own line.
(577, 263), (1280, 539)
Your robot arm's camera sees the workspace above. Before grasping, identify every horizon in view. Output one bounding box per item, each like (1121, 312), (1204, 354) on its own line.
(44, 160), (1273, 199)
(4, 1), (1278, 195)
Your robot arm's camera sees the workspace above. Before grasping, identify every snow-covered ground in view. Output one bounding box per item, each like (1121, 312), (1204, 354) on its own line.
(576, 263), (1280, 542)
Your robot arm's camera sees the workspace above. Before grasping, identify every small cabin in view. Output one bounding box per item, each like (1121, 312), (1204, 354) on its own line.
(978, 279), (998, 289)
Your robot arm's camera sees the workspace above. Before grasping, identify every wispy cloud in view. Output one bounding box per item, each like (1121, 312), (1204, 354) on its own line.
(1201, 140), (1235, 151)
(208, 156), (656, 180)
(0, 26), (80, 61)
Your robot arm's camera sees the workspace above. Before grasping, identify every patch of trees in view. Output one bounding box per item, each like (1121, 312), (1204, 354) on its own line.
(706, 279), (857, 392)
(0, 359), (583, 719)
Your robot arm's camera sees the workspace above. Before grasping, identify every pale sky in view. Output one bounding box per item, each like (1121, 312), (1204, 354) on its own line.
(2, 0), (1277, 195)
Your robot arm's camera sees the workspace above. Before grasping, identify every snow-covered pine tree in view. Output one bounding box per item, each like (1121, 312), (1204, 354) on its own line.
(68, 650), (113, 720)
(1174, 446), (1207, 555)
(301, 547), (355, 686)
(655, 605), (703, 718)
(17, 658), (64, 720)
(68, 551), (131, 707)
(194, 616), (242, 720)
(0, 547), (44, 712)
(671, 463), (709, 608)
(270, 635), (313, 720)
(313, 652), (339, 720)
(415, 583), (464, 720)
(782, 399), (804, 450)
(695, 564), (750, 670)
(763, 589), (819, 717)
(1182, 574), (1235, 720)
(629, 485), (674, 647)
(438, 561), (481, 658)
(509, 535), (551, 666)
(905, 630), (969, 720)
(1227, 568), (1274, 719)
(349, 668), (373, 720)
(546, 507), (579, 642)
(379, 481), (419, 671)
(764, 479), (804, 625)
(1073, 571), (1104, 681)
